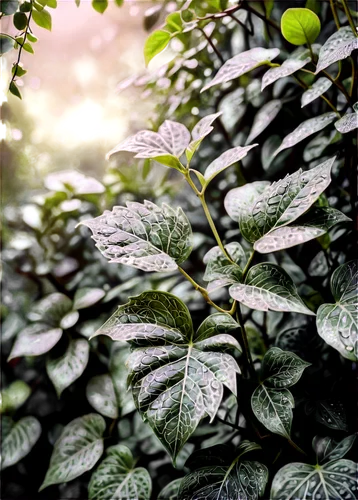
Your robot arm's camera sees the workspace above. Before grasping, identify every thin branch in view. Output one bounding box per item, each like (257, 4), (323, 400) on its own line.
(197, 26), (224, 64)
(10, 10), (33, 87)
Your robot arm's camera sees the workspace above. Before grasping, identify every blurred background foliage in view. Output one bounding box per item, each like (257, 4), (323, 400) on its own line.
(1, 0), (356, 499)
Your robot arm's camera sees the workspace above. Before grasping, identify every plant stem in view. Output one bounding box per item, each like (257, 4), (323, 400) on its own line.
(236, 306), (257, 380)
(288, 438), (307, 456)
(330, 0), (341, 30)
(10, 9), (33, 88)
(349, 56), (355, 96)
(341, 0), (358, 36)
(244, 3), (280, 31)
(322, 69), (352, 105)
(242, 250), (255, 280)
(198, 27), (225, 64)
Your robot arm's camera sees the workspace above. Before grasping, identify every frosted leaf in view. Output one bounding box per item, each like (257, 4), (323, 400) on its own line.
(301, 77), (333, 107)
(86, 374), (118, 419)
(316, 26), (358, 74)
(224, 181), (271, 223)
(229, 263), (314, 315)
(8, 323), (62, 360)
(252, 386), (294, 439)
(262, 47), (312, 90)
(46, 339), (90, 397)
(80, 200), (192, 272)
(246, 100), (282, 144)
(1, 417), (41, 470)
(273, 113), (337, 157)
(88, 445), (152, 500)
(93, 291), (240, 461)
(335, 109), (358, 133)
(201, 47), (280, 92)
(39, 414), (105, 490)
(204, 144), (258, 183)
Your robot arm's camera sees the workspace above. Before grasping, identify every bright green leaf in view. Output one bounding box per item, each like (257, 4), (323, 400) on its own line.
(281, 8), (321, 45)
(32, 8), (52, 30)
(91, 0), (108, 14)
(144, 30), (171, 66)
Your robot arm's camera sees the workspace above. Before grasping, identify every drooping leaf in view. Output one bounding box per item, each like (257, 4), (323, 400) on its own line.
(262, 48), (312, 90)
(2, 416), (41, 470)
(9, 81), (22, 99)
(201, 47), (280, 92)
(317, 260), (358, 360)
(186, 112), (222, 162)
(236, 158), (335, 246)
(224, 181), (271, 224)
(316, 27), (358, 74)
(158, 478), (183, 499)
(46, 339), (90, 397)
(39, 414), (105, 490)
(8, 323), (63, 360)
(88, 444), (152, 500)
(261, 347), (311, 388)
(203, 242), (245, 292)
(86, 374), (118, 419)
(92, 0), (108, 13)
(44, 170), (105, 194)
(313, 434), (357, 464)
(252, 385), (294, 438)
(144, 30), (171, 65)
(203, 144), (258, 184)
(281, 8), (321, 45)
(73, 288), (105, 310)
(335, 110), (358, 134)
(301, 77), (333, 107)
(81, 201), (192, 272)
(246, 100), (282, 144)
(271, 459), (358, 499)
(32, 8), (52, 30)
(93, 291), (241, 461)
(230, 263), (314, 315)
(254, 206), (351, 254)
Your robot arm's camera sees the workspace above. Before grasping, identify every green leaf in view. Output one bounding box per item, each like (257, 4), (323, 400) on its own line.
(2, 416), (41, 470)
(301, 77), (332, 107)
(93, 291), (240, 461)
(144, 29), (171, 66)
(80, 201), (192, 272)
(261, 347), (311, 388)
(165, 11), (183, 33)
(179, 458), (268, 499)
(230, 263), (314, 315)
(88, 444), (152, 499)
(32, 8), (52, 30)
(20, 1), (32, 12)
(1, 380), (31, 413)
(262, 47), (313, 90)
(9, 81), (22, 99)
(158, 478), (183, 499)
(335, 109), (358, 134)
(252, 385), (295, 438)
(73, 288), (105, 310)
(225, 180), (270, 224)
(39, 414), (105, 490)
(45, 170), (105, 194)
(203, 144), (258, 184)
(316, 27), (358, 74)
(271, 460), (358, 499)
(265, 0), (274, 18)
(27, 33), (38, 42)
(92, 0), (108, 14)
(47, 0), (57, 8)
(186, 112), (222, 162)
(1, 0), (18, 15)
(22, 42), (34, 54)
(203, 243), (245, 292)
(110, 345), (136, 416)
(13, 12), (28, 30)
(317, 260), (358, 360)
(313, 434), (357, 464)
(0, 34), (15, 55)
(246, 100), (282, 144)
(239, 157), (335, 243)
(8, 323), (62, 360)
(281, 8), (321, 45)
(201, 47), (280, 92)
(313, 399), (348, 431)
(46, 339), (90, 397)
(86, 374), (118, 419)
(12, 63), (27, 77)
(28, 292), (78, 329)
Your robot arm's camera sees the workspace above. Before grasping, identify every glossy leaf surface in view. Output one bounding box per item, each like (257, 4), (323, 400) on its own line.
(204, 144), (258, 183)
(261, 347), (311, 388)
(335, 110), (358, 134)
(246, 100), (282, 144)
(313, 434), (357, 464)
(2, 416), (41, 470)
(301, 78), (332, 107)
(252, 385), (294, 438)
(86, 374), (118, 419)
(262, 48), (312, 90)
(8, 323), (62, 360)
(316, 27), (358, 74)
(203, 242), (245, 292)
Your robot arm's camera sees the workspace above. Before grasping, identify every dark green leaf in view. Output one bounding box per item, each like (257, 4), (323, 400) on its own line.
(313, 434), (357, 464)
(13, 12), (28, 30)
(91, 0), (108, 14)
(0, 34), (15, 55)
(252, 385), (294, 439)
(1, 0), (18, 15)
(261, 347), (311, 388)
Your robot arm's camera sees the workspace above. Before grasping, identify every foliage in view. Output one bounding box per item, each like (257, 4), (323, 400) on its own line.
(1, 1), (357, 499)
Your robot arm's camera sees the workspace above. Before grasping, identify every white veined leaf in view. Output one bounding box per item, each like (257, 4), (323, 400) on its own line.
(44, 170), (105, 195)
(271, 459), (358, 499)
(224, 181), (271, 223)
(27, 292), (76, 328)
(246, 100), (282, 144)
(86, 374), (118, 419)
(239, 158), (335, 245)
(317, 260), (358, 361)
(8, 323), (63, 360)
(251, 385), (295, 439)
(80, 200), (192, 272)
(203, 242), (245, 291)
(313, 399), (348, 431)
(316, 26), (358, 74)
(186, 111), (222, 162)
(93, 291), (241, 461)
(110, 344), (136, 416)
(73, 288), (105, 310)
(1, 416), (41, 470)
(88, 444), (152, 500)
(261, 347), (311, 388)
(335, 109), (358, 134)
(201, 47), (280, 92)
(158, 478), (182, 499)
(39, 414), (105, 491)
(203, 144), (258, 183)
(301, 77), (333, 107)
(178, 460), (268, 499)
(254, 206), (351, 253)
(273, 112), (337, 157)
(303, 130), (337, 162)
(261, 47), (312, 91)
(229, 263), (314, 315)
(46, 339), (90, 397)
(313, 434), (357, 464)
